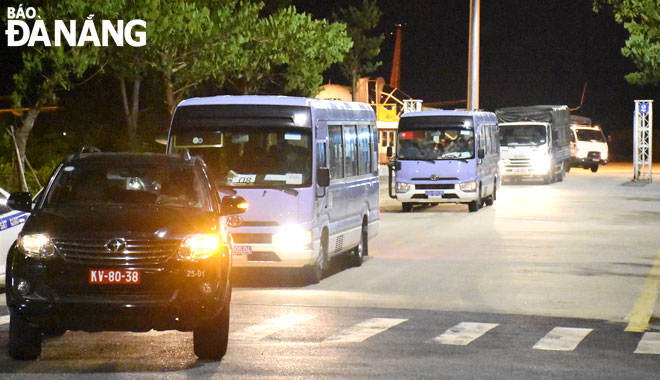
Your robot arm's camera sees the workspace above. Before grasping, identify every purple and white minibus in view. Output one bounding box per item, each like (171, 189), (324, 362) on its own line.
(387, 110), (500, 212)
(167, 96), (379, 283)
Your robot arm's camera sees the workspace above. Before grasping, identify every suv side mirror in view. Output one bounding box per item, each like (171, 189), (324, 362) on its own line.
(317, 167), (330, 187)
(477, 149), (485, 159)
(221, 195), (248, 216)
(386, 146), (393, 158)
(8, 192), (33, 212)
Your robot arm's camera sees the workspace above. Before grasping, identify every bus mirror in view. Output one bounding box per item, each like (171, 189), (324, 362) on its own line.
(477, 149), (485, 159)
(389, 160), (401, 171)
(317, 167), (330, 187)
(386, 146), (393, 158)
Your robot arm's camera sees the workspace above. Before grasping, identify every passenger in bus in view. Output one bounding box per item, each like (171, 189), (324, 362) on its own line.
(399, 140), (422, 158)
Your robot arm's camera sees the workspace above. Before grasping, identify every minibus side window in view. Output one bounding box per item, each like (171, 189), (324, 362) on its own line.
(357, 125), (371, 175)
(329, 125), (344, 179)
(343, 125), (358, 177)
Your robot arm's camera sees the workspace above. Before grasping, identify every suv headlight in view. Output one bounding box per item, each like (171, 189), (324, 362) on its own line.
(396, 182), (411, 193)
(459, 181), (477, 192)
(18, 233), (56, 259)
(177, 235), (221, 261)
(273, 225), (312, 251)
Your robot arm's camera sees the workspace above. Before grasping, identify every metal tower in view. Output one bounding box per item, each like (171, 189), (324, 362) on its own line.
(633, 100), (653, 182)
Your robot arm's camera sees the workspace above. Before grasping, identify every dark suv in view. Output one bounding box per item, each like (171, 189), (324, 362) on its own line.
(5, 151), (247, 360)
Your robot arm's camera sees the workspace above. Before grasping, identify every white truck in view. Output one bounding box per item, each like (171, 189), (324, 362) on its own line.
(495, 105), (571, 184)
(567, 115), (609, 172)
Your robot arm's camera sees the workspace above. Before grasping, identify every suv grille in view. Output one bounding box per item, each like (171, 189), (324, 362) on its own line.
(52, 237), (181, 266)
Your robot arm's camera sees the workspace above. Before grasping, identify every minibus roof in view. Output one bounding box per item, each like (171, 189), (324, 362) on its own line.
(177, 95), (373, 113)
(400, 109), (497, 125)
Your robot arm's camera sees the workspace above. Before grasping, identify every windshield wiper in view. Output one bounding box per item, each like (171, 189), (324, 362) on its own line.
(401, 157), (436, 163)
(273, 187), (299, 196)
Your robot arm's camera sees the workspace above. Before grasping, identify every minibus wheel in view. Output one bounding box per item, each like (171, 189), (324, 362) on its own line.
(402, 203), (413, 212)
(350, 222), (368, 267)
(591, 164), (598, 172)
(303, 231), (328, 284)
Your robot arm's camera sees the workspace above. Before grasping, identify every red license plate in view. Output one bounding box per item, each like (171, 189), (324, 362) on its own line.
(89, 269), (141, 284)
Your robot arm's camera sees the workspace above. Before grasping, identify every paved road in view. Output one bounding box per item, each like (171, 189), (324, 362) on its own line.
(1, 304), (659, 379)
(1, 163), (659, 378)
(234, 164), (660, 326)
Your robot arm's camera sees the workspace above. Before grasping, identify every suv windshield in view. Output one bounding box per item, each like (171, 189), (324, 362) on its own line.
(500, 124), (547, 146)
(171, 128), (312, 188)
(397, 128), (475, 160)
(575, 129), (606, 142)
(44, 162), (210, 209)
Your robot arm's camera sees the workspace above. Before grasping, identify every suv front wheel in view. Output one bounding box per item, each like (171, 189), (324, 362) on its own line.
(193, 295), (230, 360)
(8, 313), (42, 360)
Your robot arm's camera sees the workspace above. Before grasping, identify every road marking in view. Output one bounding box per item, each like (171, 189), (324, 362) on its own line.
(0, 315), (9, 326)
(635, 332), (660, 355)
(626, 250), (660, 332)
(323, 318), (407, 343)
(230, 313), (315, 341)
(533, 327), (593, 351)
(430, 322), (499, 346)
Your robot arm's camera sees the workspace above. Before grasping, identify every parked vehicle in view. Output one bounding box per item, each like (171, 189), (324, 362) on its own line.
(5, 151), (246, 360)
(568, 116), (609, 172)
(167, 96), (379, 283)
(0, 187), (29, 286)
(387, 110), (500, 212)
(496, 105), (571, 184)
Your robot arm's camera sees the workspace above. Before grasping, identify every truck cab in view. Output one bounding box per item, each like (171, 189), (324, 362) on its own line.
(499, 122), (555, 184)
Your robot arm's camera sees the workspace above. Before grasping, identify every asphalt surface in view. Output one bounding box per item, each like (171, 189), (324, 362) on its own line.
(1, 162), (659, 379)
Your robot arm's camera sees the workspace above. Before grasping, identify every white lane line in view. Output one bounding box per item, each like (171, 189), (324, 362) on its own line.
(323, 318), (408, 343)
(430, 322), (499, 346)
(0, 315), (9, 325)
(635, 332), (660, 355)
(533, 327), (593, 351)
(230, 313), (315, 341)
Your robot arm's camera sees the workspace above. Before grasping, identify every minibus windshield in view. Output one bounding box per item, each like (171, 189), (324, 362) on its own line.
(500, 124), (547, 146)
(397, 128), (474, 160)
(172, 128), (312, 188)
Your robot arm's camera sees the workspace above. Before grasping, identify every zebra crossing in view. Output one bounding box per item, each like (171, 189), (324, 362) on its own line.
(227, 312), (660, 355)
(1, 311), (658, 355)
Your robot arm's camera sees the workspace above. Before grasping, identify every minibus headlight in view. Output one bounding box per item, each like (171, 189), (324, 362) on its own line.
(18, 233), (56, 259)
(273, 225), (312, 251)
(178, 235), (221, 261)
(459, 181), (477, 192)
(395, 182), (411, 193)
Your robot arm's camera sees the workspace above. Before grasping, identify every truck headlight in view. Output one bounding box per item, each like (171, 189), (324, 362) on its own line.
(18, 233), (56, 259)
(396, 182), (411, 193)
(532, 155), (551, 173)
(178, 235), (221, 261)
(459, 181), (477, 192)
(273, 225), (312, 251)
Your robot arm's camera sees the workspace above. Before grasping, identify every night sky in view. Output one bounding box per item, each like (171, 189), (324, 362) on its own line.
(294, 0), (659, 149)
(1, 1), (658, 159)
